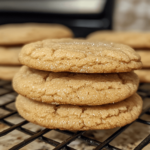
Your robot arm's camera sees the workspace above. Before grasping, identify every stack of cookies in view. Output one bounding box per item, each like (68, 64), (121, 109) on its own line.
(87, 31), (150, 83)
(0, 46), (21, 80)
(0, 23), (73, 80)
(13, 39), (143, 130)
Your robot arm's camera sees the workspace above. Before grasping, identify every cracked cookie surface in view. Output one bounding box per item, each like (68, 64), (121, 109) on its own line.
(0, 66), (20, 80)
(13, 66), (139, 105)
(0, 46), (21, 65)
(19, 39), (142, 73)
(87, 31), (150, 48)
(16, 94), (143, 130)
(0, 23), (73, 45)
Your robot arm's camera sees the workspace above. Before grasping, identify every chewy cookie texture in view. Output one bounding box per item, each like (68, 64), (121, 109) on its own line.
(15, 39), (143, 131)
(13, 66), (139, 105)
(16, 94), (143, 131)
(19, 38), (142, 73)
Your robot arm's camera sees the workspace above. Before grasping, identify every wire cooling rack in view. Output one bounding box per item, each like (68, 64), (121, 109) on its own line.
(0, 80), (150, 150)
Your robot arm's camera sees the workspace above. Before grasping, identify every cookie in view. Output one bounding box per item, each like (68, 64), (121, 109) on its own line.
(0, 66), (20, 80)
(16, 93), (143, 130)
(0, 46), (21, 65)
(135, 70), (150, 83)
(136, 50), (150, 68)
(19, 39), (142, 73)
(0, 23), (73, 45)
(87, 31), (150, 48)
(13, 66), (139, 105)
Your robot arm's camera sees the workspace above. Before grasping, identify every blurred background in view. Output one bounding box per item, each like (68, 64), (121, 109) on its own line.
(114, 0), (150, 31)
(1, 1), (150, 150)
(0, 0), (150, 37)
(0, 0), (114, 37)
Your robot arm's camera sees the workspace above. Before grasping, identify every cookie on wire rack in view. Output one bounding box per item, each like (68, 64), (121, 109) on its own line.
(16, 93), (143, 130)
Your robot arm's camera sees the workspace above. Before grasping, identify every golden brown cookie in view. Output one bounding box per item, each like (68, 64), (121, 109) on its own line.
(87, 31), (150, 48)
(135, 70), (150, 83)
(136, 50), (150, 68)
(19, 39), (142, 73)
(0, 23), (73, 45)
(0, 66), (20, 80)
(16, 94), (143, 130)
(0, 46), (21, 65)
(13, 66), (139, 105)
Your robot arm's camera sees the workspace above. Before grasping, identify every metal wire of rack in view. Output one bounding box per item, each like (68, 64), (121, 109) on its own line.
(0, 80), (150, 150)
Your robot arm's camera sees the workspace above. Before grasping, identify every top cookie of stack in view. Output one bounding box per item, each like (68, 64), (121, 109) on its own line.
(13, 38), (143, 131)
(0, 23), (73, 80)
(19, 38), (142, 73)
